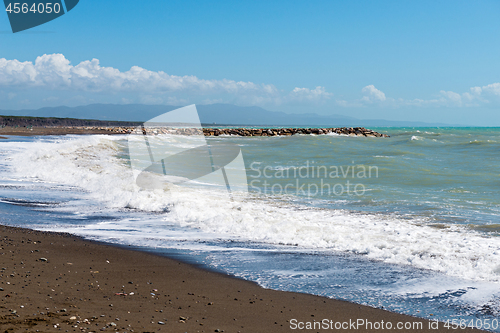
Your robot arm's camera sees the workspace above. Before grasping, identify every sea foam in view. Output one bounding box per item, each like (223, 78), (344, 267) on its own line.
(4, 135), (500, 283)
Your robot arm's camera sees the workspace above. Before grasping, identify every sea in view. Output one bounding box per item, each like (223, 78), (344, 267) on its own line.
(1, 127), (500, 330)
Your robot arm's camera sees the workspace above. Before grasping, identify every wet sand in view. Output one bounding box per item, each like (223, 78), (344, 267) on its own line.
(0, 225), (483, 333)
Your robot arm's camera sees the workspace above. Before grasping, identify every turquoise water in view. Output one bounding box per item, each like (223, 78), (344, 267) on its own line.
(1, 127), (499, 330)
(242, 128), (500, 227)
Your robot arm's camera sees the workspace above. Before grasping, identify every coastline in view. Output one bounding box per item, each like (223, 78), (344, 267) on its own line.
(0, 224), (483, 332)
(0, 127), (123, 137)
(0, 125), (389, 137)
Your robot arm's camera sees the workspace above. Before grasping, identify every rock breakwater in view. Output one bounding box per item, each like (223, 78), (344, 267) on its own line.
(202, 127), (389, 137)
(0, 124), (389, 137)
(98, 126), (389, 137)
(0, 116), (389, 137)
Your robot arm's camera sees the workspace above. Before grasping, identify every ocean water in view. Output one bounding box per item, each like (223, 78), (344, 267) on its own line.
(1, 127), (500, 330)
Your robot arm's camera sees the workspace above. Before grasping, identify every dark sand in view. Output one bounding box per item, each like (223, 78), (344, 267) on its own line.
(0, 127), (119, 137)
(0, 225), (484, 333)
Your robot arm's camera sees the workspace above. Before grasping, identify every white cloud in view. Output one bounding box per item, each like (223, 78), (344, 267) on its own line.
(0, 54), (279, 96)
(439, 90), (463, 106)
(2, 54), (499, 111)
(419, 83), (500, 108)
(361, 85), (386, 103)
(288, 86), (333, 102)
(479, 83), (500, 96)
(0, 54), (335, 108)
(346, 83), (500, 108)
(459, 83), (500, 106)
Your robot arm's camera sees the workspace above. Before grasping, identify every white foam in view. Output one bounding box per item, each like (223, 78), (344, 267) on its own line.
(4, 135), (500, 283)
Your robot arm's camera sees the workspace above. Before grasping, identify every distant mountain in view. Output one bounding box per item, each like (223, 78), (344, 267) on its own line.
(0, 103), (453, 127)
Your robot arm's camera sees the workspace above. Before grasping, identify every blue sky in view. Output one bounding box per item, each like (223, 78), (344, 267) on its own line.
(1, 0), (499, 125)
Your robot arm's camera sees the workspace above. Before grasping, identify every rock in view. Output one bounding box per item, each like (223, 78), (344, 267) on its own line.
(128, 125), (389, 137)
(158, 321), (166, 325)
(39, 257), (47, 262)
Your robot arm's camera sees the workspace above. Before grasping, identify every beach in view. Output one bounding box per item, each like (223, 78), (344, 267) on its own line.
(0, 224), (483, 332)
(0, 127), (123, 137)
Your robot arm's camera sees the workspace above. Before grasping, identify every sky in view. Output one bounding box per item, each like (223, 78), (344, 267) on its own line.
(0, 0), (499, 125)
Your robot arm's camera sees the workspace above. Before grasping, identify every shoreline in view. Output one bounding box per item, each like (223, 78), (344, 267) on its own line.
(0, 224), (484, 332)
(0, 125), (390, 137)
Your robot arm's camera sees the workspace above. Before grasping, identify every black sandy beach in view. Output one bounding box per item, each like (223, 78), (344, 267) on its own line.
(0, 225), (485, 333)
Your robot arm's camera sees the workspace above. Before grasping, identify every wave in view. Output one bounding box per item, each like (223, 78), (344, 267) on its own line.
(4, 135), (500, 283)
